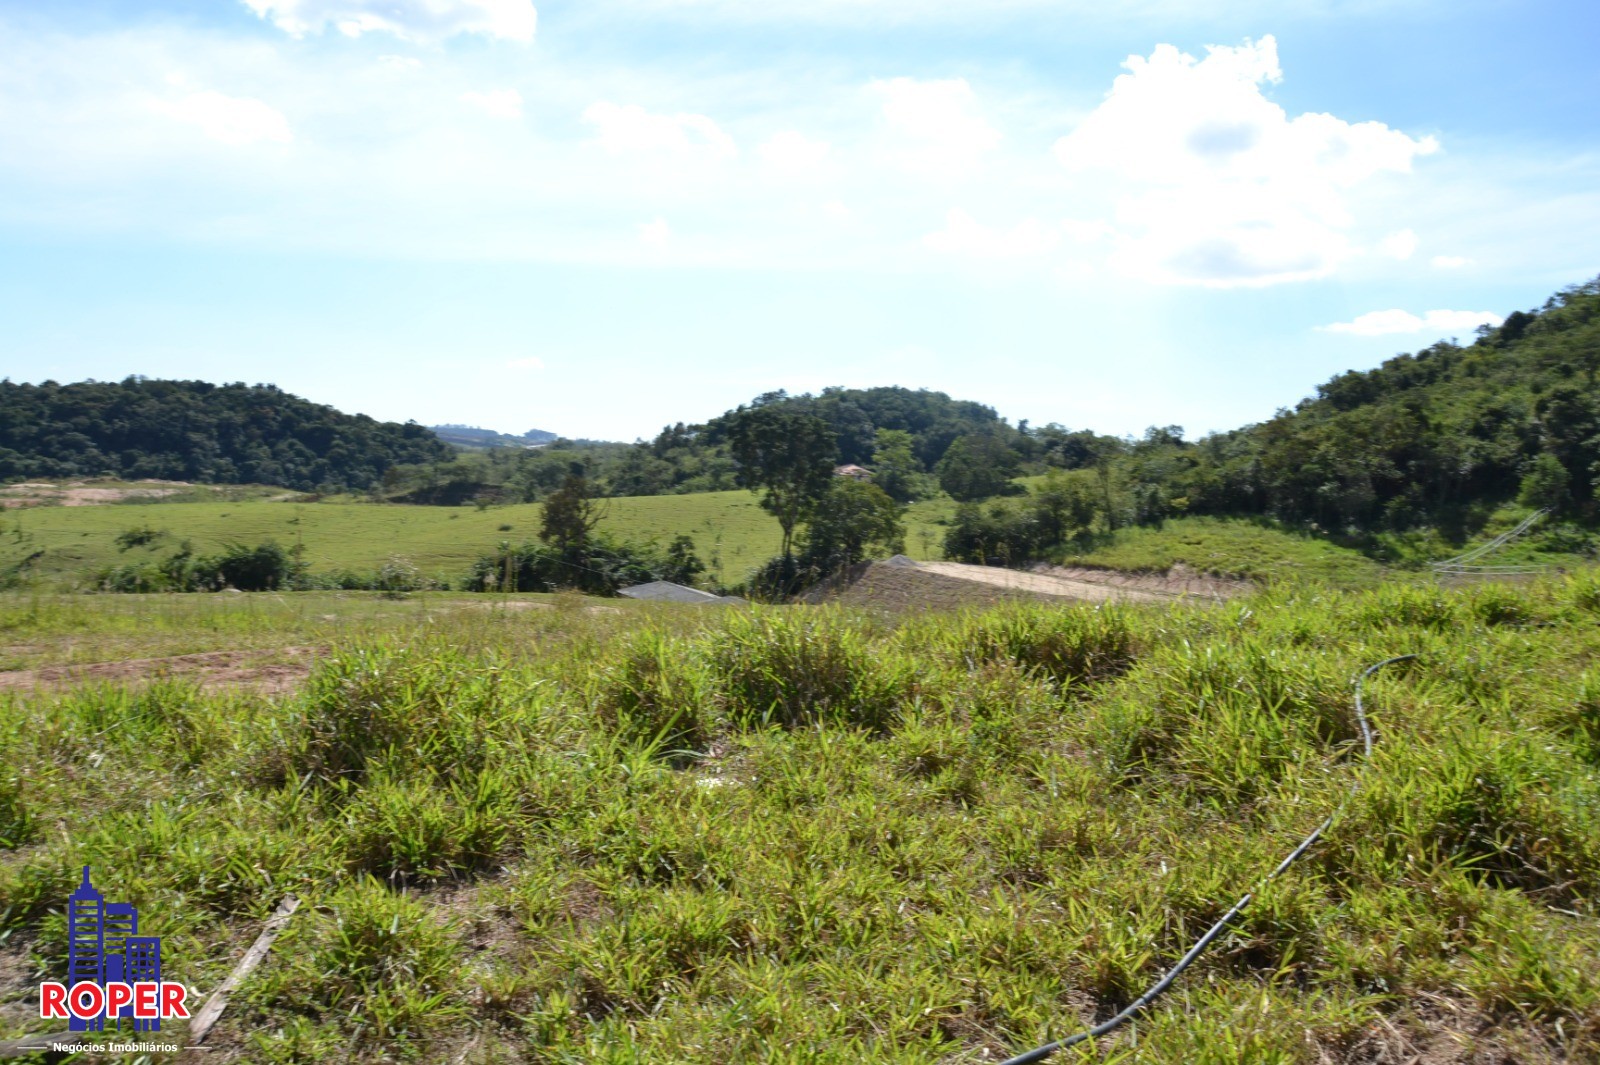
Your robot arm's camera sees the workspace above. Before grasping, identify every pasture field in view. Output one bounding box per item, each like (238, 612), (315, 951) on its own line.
(1, 576), (1598, 1062)
(1059, 517), (1388, 587)
(0, 489), (961, 590)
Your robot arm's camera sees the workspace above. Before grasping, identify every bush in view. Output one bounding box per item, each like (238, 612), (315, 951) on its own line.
(209, 540), (305, 591)
(467, 534), (675, 595)
(114, 524), (163, 551)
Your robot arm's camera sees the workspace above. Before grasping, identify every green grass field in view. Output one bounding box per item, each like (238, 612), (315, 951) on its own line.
(1060, 516), (1390, 586)
(0, 490), (961, 590)
(2, 577), (1598, 1061)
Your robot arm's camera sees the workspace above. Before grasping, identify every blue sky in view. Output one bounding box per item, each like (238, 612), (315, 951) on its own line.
(1, 0), (1597, 442)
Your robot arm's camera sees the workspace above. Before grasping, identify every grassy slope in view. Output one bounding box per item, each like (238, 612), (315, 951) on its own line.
(1, 490), (961, 589)
(1, 578), (1598, 1062)
(1060, 515), (1389, 585)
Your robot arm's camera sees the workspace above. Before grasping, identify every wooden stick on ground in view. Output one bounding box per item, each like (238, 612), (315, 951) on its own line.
(187, 895), (300, 1047)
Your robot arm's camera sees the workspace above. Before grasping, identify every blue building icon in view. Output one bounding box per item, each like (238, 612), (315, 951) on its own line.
(65, 867), (164, 1033)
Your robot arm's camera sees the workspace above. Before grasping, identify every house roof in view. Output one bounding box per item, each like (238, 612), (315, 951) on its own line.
(618, 581), (725, 603)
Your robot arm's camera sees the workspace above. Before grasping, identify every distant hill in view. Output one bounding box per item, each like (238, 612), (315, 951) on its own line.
(430, 425), (560, 450)
(0, 377), (450, 492)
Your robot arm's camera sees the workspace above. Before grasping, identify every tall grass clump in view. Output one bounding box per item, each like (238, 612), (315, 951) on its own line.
(594, 629), (713, 755)
(1349, 724), (1600, 898)
(0, 732), (35, 850)
(704, 609), (911, 731)
(251, 876), (465, 1044)
(287, 641), (538, 785)
(340, 768), (523, 881)
(901, 601), (1142, 686)
(1346, 581), (1460, 631)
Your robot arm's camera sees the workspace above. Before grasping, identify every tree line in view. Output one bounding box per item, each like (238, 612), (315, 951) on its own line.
(0, 377), (449, 491)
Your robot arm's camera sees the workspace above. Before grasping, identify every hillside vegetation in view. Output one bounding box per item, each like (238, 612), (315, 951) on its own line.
(1, 579), (1597, 1060)
(1112, 277), (1600, 535)
(0, 378), (448, 491)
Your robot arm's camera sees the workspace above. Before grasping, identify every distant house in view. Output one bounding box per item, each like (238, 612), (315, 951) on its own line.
(618, 581), (745, 605)
(834, 464), (873, 481)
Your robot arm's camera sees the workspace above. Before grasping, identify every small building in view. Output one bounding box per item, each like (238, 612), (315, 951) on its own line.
(619, 581), (742, 605)
(834, 464), (873, 481)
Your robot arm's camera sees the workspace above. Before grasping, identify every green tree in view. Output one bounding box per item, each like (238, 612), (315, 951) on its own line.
(800, 480), (905, 571)
(870, 428), (933, 503)
(662, 534), (706, 584)
(727, 407), (838, 560)
(1519, 452), (1571, 510)
(936, 434), (1021, 501)
(539, 470), (604, 552)
(1030, 471), (1099, 544)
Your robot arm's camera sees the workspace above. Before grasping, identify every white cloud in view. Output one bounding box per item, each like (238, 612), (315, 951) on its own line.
(242, 0), (536, 42)
(639, 217), (671, 245)
(506, 355), (545, 369)
(870, 77), (1000, 179)
(1319, 308), (1504, 336)
(1378, 228), (1418, 260)
(1061, 218), (1116, 243)
(583, 102), (736, 160)
(758, 130), (831, 176)
(1431, 254), (1473, 269)
(152, 90), (293, 146)
(1054, 36), (1438, 287)
(922, 209), (1057, 257)
(461, 89), (523, 120)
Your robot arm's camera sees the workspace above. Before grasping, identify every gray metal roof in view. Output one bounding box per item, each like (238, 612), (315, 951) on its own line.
(618, 581), (724, 603)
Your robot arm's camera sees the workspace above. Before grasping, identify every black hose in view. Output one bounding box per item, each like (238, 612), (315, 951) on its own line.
(997, 653), (1417, 1065)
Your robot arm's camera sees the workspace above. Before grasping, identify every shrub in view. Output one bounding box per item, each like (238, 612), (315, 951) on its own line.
(208, 540), (305, 591)
(114, 525), (163, 551)
(467, 534), (664, 595)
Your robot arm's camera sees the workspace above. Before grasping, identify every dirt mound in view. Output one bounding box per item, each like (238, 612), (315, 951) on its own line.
(804, 558), (1240, 611)
(802, 560), (1053, 611)
(0, 647), (318, 696)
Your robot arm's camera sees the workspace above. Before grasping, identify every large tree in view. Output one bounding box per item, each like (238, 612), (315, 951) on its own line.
(936, 433), (1021, 502)
(726, 406), (838, 560)
(800, 480), (905, 571)
(539, 470), (604, 553)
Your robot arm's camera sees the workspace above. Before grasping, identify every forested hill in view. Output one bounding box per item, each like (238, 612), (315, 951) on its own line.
(0, 378), (450, 492)
(1147, 276), (1600, 532)
(698, 386), (1018, 468)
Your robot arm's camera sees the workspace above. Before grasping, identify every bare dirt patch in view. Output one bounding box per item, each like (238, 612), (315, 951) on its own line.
(0, 480), (218, 508)
(0, 647), (318, 696)
(807, 557), (1244, 611)
(1040, 562), (1250, 600)
(916, 560), (1176, 602)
